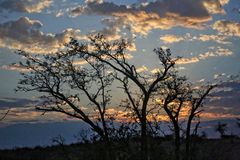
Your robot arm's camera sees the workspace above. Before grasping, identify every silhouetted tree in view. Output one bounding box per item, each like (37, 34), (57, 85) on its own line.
(16, 34), (218, 160)
(64, 34), (178, 159)
(16, 45), (114, 143)
(155, 72), (216, 160)
(155, 73), (189, 160)
(16, 34), (179, 159)
(215, 122), (228, 138)
(185, 84), (215, 160)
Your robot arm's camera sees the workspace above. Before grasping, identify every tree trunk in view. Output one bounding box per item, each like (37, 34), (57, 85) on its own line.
(101, 113), (109, 142)
(185, 116), (193, 160)
(174, 124), (180, 160)
(141, 115), (148, 160)
(140, 96), (149, 160)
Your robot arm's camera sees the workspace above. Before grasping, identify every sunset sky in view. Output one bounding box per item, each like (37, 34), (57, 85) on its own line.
(0, 0), (240, 148)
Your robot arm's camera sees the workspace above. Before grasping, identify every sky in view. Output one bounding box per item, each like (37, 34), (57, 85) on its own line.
(0, 0), (240, 148)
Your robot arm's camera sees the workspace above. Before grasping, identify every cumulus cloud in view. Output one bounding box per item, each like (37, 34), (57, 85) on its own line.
(0, 17), (82, 54)
(213, 20), (240, 37)
(199, 47), (233, 59)
(176, 47), (232, 64)
(71, 0), (212, 35)
(176, 57), (200, 64)
(160, 35), (184, 44)
(198, 34), (231, 44)
(0, 0), (52, 13)
(203, 0), (229, 14)
(89, 18), (123, 41)
(159, 33), (230, 44)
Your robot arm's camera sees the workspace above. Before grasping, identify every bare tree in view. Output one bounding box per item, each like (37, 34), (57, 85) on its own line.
(16, 44), (114, 142)
(155, 73), (190, 160)
(154, 72), (216, 160)
(17, 34), (217, 160)
(185, 84), (215, 160)
(15, 34), (179, 159)
(64, 34), (178, 159)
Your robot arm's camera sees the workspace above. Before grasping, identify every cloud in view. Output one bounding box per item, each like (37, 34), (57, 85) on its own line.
(71, 0), (212, 35)
(1, 107), (74, 124)
(88, 17), (137, 46)
(201, 112), (239, 120)
(0, 63), (31, 72)
(176, 57), (200, 64)
(0, 0), (53, 13)
(160, 33), (231, 45)
(89, 18), (123, 41)
(150, 68), (161, 74)
(203, 0), (229, 14)
(1, 81), (239, 124)
(176, 47), (232, 64)
(199, 47), (233, 59)
(160, 35), (184, 44)
(213, 20), (240, 37)
(136, 65), (148, 73)
(198, 34), (231, 44)
(0, 17), (82, 54)
(0, 97), (37, 109)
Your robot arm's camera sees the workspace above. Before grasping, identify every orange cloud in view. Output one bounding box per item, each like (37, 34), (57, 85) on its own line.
(176, 57), (200, 65)
(203, 0), (229, 14)
(71, 0), (212, 36)
(201, 112), (239, 120)
(0, 64), (31, 72)
(160, 35), (184, 44)
(198, 34), (231, 44)
(176, 47), (232, 65)
(213, 20), (240, 37)
(199, 47), (233, 59)
(136, 65), (148, 73)
(112, 11), (211, 35)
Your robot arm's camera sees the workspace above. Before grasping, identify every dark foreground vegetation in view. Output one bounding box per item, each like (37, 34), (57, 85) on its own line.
(1, 136), (240, 160)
